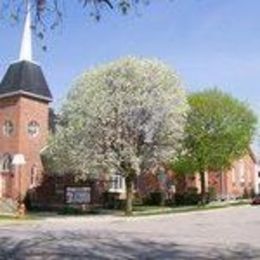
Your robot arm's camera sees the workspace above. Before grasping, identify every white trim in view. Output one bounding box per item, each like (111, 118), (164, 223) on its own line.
(0, 174), (2, 198)
(109, 175), (125, 193)
(12, 154), (26, 166)
(255, 165), (260, 194)
(0, 90), (52, 102)
(40, 145), (49, 154)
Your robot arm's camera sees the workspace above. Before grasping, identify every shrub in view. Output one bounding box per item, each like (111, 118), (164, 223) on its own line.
(208, 186), (217, 202)
(133, 193), (143, 206)
(243, 188), (249, 199)
(23, 192), (32, 211)
(142, 191), (166, 206)
(59, 206), (82, 215)
(250, 188), (255, 198)
(150, 192), (164, 205)
(175, 187), (200, 206)
(102, 192), (125, 210)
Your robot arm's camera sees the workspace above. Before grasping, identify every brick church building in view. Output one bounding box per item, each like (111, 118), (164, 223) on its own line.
(0, 6), (52, 206)
(0, 4), (258, 212)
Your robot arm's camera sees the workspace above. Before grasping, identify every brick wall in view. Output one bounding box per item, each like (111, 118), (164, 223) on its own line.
(207, 153), (256, 199)
(0, 95), (49, 201)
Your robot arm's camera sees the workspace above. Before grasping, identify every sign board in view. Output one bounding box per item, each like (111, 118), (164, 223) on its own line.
(65, 187), (91, 204)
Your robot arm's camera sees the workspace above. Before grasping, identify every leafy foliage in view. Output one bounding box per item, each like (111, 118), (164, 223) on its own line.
(172, 88), (257, 174)
(47, 57), (188, 181)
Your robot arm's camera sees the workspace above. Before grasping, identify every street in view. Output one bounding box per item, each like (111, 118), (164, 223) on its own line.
(0, 206), (260, 259)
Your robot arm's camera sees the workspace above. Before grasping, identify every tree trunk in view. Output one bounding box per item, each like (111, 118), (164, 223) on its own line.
(125, 176), (134, 215)
(200, 171), (206, 206)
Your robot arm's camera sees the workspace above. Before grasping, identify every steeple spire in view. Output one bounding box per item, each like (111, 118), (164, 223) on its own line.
(19, 0), (32, 61)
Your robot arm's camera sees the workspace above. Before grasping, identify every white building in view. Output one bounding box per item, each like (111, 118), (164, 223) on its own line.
(255, 164), (260, 195)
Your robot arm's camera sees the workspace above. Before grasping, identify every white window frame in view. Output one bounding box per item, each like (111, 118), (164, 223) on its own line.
(109, 174), (125, 193)
(0, 174), (3, 198)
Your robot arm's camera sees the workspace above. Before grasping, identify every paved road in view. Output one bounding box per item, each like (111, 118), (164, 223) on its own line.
(0, 206), (260, 259)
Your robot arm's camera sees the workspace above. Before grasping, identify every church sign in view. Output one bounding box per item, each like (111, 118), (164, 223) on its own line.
(65, 187), (91, 204)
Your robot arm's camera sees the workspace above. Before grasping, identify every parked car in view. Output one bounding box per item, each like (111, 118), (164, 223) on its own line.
(251, 195), (260, 205)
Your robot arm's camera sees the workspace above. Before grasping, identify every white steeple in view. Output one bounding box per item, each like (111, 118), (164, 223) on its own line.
(19, 0), (32, 61)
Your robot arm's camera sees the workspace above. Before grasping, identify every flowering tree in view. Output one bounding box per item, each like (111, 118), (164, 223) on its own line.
(47, 57), (188, 214)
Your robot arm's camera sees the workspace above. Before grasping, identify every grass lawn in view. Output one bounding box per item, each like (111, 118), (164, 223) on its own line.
(0, 214), (41, 223)
(130, 199), (250, 216)
(0, 215), (17, 221)
(39, 199), (251, 217)
(0, 200), (250, 221)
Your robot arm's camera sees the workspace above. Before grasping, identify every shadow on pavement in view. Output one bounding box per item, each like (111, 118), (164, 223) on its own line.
(0, 231), (260, 260)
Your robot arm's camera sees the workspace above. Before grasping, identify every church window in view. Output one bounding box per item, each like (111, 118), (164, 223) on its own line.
(3, 121), (14, 137)
(28, 121), (40, 137)
(109, 174), (125, 192)
(2, 154), (12, 172)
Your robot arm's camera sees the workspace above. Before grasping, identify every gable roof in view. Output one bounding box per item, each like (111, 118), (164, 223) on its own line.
(0, 60), (52, 102)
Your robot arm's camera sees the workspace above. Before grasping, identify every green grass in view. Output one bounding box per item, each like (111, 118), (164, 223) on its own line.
(0, 214), (41, 222)
(0, 200), (250, 220)
(0, 215), (17, 220)
(130, 200), (250, 217)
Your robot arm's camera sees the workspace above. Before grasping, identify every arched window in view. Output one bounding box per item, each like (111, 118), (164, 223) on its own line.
(2, 154), (12, 172)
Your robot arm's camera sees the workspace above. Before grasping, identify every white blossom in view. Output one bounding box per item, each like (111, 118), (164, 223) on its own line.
(47, 57), (189, 178)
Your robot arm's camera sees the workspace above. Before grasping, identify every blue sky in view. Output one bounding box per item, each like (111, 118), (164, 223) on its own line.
(0, 0), (259, 115)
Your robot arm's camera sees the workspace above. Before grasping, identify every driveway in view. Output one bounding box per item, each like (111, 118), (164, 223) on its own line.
(0, 206), (260, 259)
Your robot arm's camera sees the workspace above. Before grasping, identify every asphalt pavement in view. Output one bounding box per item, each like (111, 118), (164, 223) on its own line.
(0, 206), (259, 259)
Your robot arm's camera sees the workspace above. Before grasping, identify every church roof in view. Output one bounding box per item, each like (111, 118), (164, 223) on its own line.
(0, 60), (52, 102)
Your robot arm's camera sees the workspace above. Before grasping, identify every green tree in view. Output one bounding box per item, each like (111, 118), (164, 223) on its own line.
(46, 57), (188, 215)
(172, 88), (257, 204)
